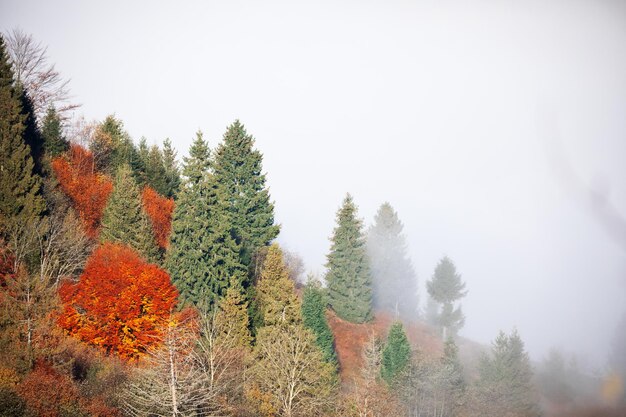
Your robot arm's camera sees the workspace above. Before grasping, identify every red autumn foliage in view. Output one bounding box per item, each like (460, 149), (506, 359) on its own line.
(58, 242), (179, 360)
(142, 186), (174, 249)
(51, 144), (113, 238)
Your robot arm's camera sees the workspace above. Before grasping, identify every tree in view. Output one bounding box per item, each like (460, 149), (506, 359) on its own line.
(166, 132), (246, 309)
(161, 138), (181, 198)
(381, 322), (411, 385)
(257, 244), (301, 326)
(215, 277), (251, 348)
(100, 164), (160, 263)
(145, 144), (168, 196)
(325, 194), (373, 323)
(4, 28), (79, 123)
(301, 279), (336, 365)
(58, 243), (179, 360)
(367, 202), (418, 319)
(212, 120), (280, 267)
(472, 330), (538, 417)
(426, 256), (467, 339)
(40, 106), (68, 159)
(0, 34), (46, 259)
(51, 144), (113, 238)
(141, 186), (174, 250)
(90, 115), (141, 176)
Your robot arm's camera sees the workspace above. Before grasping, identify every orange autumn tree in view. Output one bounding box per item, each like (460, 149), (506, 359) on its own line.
(52, 144), (113, 238)
(58, 243), (178, 359)
(142, 186), (174, 249)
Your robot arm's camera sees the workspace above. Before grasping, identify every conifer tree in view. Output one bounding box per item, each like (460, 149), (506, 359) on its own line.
(145, 144), (167, 196)
(161, 138), (181, 198)
(427, 256), (467, 339)
(40, 106), (68, 159)
(100, 164), (159, 262)
(0, 35), (45, 244)
(441, 337), (466, 412)
(367, 202), (418, 318)
(302, 279), (337, 364)
(325, 194), (373, 323)
(381, 321), (411, 384)
(257, 243), (301, 326)
(212, 120), (279, 267)
(166, 132), (246, 309)
(215, 277), (252, 348)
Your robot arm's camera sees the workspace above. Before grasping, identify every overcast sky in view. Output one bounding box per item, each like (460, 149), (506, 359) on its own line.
(2, 0), (625, 369)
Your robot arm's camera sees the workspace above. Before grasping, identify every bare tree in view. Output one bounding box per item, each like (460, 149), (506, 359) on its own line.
(5, 28), (79, 123)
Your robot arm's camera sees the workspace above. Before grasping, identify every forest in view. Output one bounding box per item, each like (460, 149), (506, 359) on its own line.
(1, 26), (625, 417)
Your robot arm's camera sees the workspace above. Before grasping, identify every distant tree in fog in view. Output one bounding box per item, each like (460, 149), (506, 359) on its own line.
(381, 321), (411, 385)
(426, 256), (467, 339)
(367, 202), (418, 319)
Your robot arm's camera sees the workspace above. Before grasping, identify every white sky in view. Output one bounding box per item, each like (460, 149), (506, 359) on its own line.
(2, 0), (625, 369)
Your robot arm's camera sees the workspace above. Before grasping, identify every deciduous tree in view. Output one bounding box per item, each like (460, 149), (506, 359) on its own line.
(142, 186), (174, 250)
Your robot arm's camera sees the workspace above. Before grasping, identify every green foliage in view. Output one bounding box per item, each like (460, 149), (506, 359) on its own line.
(212, 120), (279, 267)
(381, 321), (411, 384)
(367, 202), (418, 318)
(41, 106), (68, 159)
(0, 386), (25, 417)
(427, 256), (467, 338)
(257, 244), (301, 326)
(161, 138), (181, 198)
(301, 279), (337, 365)
(325, 194), (372, 323)
(100, 164), (160, 262)
(166, 132), (246, 310)
(92, 115), (142, 177)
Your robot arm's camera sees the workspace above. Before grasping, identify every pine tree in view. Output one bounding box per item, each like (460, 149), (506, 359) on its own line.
(257, 243), (301, 326)
(161, 138), (180, 198)
(427, 256), (467, 339)
(441, 337), (466, 411)
(215, 277), (252, 348)
(100, 164), (159, 262)
(212, 120), (279, 267)
(476, 330), (538, 416)
(325, 193), (372, 323)
(0, 35), (45, 244)
(145, 144), (168, 196)
(166, 132), (246, 310)
(302, 279), (337, 364)
(367, 202), (418, 319)
(40, 106), (68, 159)
(381, 321), (411, 385)
(94, 115), (142, 176)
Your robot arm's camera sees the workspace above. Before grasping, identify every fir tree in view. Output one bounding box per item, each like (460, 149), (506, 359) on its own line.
(441, 337), (466, 412)
(145, 144), (168, 196)
(0, 35), (45, 241)
(212, 120), (279, 267)
(94, 115), (142, 176)
(257, 243), (301, 326)
(367, 202), (418, 319)
(161, 138), (181, 198)
(381, 321), (411, 384)
(215, 277), (251, 348)
(325, 194), (372, 323)
(100, 164), (159, 263)
(40, 106), (68, 158)
(302, 279), (337, 365)
(18, 87), (44, 176)
(166, 132), (246, 310)
(427, 256), (467, 339)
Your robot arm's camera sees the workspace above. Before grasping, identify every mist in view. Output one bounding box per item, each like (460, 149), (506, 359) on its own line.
(3, 0), (625, 374)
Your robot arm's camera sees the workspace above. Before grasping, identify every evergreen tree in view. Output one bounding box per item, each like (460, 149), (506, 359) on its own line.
(40, 106), (68, 158)
(257, 243), (301, 326)
(476, 330), (538, 416)
(325, 194), (373, 323)
(212, 120), (279, 267)
(427, 256), (467, 339)
(100, 164), (159, 262)
(302, 279), (337, 364)
(381, 321), (411, 384)
(441, 337), (466, 409)
(367, 202), (418, 319)
(161, 138), (181, 198)
(145, 144), (167, 196)
(166, 132), (246, 310)
(18, 87), (44, 176)
(0, 35), (45, 241)
(215, 277), (251, 348)
(93, 115), (142, 176)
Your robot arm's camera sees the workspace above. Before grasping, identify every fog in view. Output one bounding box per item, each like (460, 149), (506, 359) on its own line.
(2, 0), (625, 369)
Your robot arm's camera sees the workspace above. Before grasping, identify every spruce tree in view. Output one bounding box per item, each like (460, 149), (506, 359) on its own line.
(381, 321), (411, 384)
(212, 120), (279, 267)
(215, 277), (251, 348)
(257, 243), (301, 326)
(145, 145), (168, 196)
(441, 337), (466, 409)
(161, 138), (181, 198)
(0, 35), (45, 240)
(427, 256), (467, 339)
(100, 164), (160, 263)
(166, 132), (246, 310)
(367, 202), (418, 319)
(325, 194), (372, 323)
(40, 106), (68, 158)
(302, 279), (337, 364)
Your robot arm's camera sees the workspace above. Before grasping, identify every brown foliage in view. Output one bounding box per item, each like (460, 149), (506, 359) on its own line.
(58, 242), (178, 360)
(141, 186), (174, 249)
(51, 144), (113, 238)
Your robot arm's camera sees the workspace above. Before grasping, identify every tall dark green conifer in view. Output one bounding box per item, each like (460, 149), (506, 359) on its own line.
(100, 164), (159, 262)
(166, 132), (246, 310)
(161, 138), (180, 198)
(302, 280), (337, 365)
(381, 321), (411, 384)
(367, 202), (418, 319)
(212, 120), (279, 267)
(40, 106), (68, 158)
(325, 194), (372, 323)
(0, 35), (45, 240)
